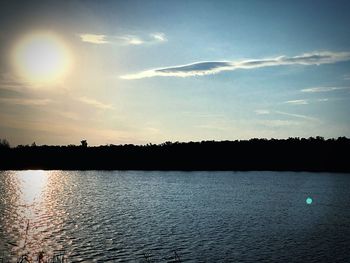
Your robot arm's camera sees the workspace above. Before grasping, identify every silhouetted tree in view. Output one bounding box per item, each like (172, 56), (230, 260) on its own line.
(80, 140), (88, 148)
(0, 138), (10, 148)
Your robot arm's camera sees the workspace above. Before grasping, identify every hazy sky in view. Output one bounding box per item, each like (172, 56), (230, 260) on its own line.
(1, 0), (350, 146)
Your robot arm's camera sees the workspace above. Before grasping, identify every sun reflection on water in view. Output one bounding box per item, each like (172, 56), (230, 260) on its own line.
(17, 170), (47, 209)
(0, 170), (70, 262)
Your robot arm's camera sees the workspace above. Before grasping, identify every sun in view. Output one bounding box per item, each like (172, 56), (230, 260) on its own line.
(13, 31), (72, 84)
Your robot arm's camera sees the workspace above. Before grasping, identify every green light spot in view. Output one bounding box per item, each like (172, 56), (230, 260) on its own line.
(306, 197), (313, 205)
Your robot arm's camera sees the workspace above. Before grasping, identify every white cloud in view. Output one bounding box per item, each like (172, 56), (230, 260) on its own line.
(301, 86), (350, 92)
(0, 98), (52, 106)
(118, 33), (167, 45)
(79, 32), (167, 46)
(254, 109), (270, 115)
(118, 35), (144, 45)
(78, 97), (114, 110)
(284, 99), (308, 105)
(121, 61), (233, 79)
(79, 34), (108, 44)
(121, 51), (350, 79)
(129, 38), (144, 45)
(151, 33), (167, 42)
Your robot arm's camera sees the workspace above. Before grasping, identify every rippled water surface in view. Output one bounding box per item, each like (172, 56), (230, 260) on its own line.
(1, 171), (350, 262)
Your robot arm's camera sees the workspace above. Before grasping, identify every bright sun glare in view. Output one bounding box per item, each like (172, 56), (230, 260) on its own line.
(13, 32), (72, 84)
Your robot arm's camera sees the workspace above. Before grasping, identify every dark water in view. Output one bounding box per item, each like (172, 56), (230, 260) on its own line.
(0, 171), (350, 262)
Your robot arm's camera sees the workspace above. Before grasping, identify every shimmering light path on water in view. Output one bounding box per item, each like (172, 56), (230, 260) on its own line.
(0, 171), (350, 262)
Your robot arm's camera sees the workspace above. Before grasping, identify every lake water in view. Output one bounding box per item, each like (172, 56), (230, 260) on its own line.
(0, 171), (350, 262)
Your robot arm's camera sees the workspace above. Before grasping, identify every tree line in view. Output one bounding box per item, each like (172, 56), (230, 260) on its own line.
(0, 137), (349, 172)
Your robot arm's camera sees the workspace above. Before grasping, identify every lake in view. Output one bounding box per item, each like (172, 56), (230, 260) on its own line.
(0, 171), (350, 262)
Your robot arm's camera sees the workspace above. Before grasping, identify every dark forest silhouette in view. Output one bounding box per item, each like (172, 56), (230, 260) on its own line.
(0, 137), (349, 172)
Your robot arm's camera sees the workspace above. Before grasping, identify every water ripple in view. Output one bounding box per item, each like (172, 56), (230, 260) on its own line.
(1, 171), (350, 262)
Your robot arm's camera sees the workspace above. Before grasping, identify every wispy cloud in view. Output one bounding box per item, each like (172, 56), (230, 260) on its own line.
(0, 98), (52, 106)
(116, 33), (167, 45)
(181, 111), (225, 119)
(118, 35), (144, 45)
(0, 112), (134, 145)
(150, 33), (167, 42)
(254, 109), (319, 122)
(301, 86), (350, 93)
(195, 124), (228, 130)
(78, 97), (114, 110)
(79, 32), (167, 46)
(58, 111), (80, 121)
(275, 110), (318, 121)
(121, 61), (233, 79)
(0, 72), (30, 90)
(79, 34), (108, 44)
(121, 51), (350, 79)
(284, 99), (308, 105)
(254, 109), (270, 115)
(259, 120), (301, 127)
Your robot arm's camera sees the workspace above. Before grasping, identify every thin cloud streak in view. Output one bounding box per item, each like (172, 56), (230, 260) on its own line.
(116, 33), (167, 45)
(121, 51), (350, 79)
(79, 32), (167, 45)
(0, 98), (52, 106)
(118, 35), (144, 45)
(301, 86), (350, 93)
(255, 109), (270, 115)
(275, 111), (319, 122)
(254, 109), (319, 122)
(79, 34), (108, 44)
(78, 97), (114, 110)
(284, 99), (308, 105)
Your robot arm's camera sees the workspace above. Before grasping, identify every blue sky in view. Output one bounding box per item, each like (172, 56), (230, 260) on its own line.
(0, 0), (350, 145)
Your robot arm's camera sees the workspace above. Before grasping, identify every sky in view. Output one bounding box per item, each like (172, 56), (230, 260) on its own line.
(1, 0), (350, 146)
